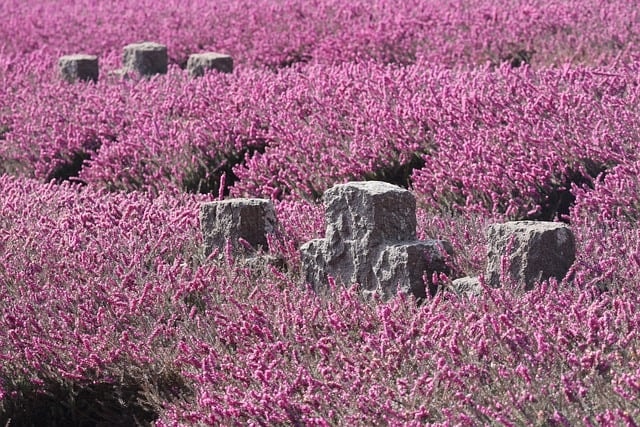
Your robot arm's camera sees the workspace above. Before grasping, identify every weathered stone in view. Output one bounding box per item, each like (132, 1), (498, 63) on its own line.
(122, 42), (168, 76)
(200, 199), (277, 257)
(323, 181), (417, 249)
(300, 181), (452, 299)
(301, 238), (452, 299)
(375, 241), (453, 299)
(486, 221), (575, 289)
(106, 68), (131, 80)
(187, 52), (233, 77)
(300, 239), (331, 286)
(451, 276), (482, 296)
(58, 54), (98, 83)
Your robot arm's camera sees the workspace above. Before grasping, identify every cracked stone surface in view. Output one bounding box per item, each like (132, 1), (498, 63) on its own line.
(59, 54), (98, 83)
(485, 221), (576, 289)
(451, 276), (482, 297)
(187, 52), (233, 76)
(301, 181), (452, 299)
(200, 198), (277, 257)
(122, 42), (168, 76)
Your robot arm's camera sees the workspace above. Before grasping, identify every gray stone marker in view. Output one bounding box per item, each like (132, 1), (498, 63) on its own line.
(301, 181), (452, 300)
(187, 52), (233, 77)
(485, 221), (575, 289)
(451, 276), (482, 296)
(58, 54), (99, 83)
(122, 42), (168, 76)
(200, 198), (277, 257)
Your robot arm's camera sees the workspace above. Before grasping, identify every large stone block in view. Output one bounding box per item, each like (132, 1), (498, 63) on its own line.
(200, 199), (277, 257)
(58, 54), (99, 83)
(187, 52), (233, 77)
(301, 239), (373, 291)
(301, 237), (451, 299)
(486, 221), (575, 289)
(300, 239), (331, 286)
(122, 42), (168, 76)
(323, 181), (417, 249)
(300, 181), (452, 299)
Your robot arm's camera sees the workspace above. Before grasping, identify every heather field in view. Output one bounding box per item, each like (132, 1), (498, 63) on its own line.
(2, 0), (640, 425)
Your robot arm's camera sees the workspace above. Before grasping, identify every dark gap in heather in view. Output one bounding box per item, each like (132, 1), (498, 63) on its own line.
(527, 159), (610, 223)
(267, 51), (312, 71)
(362, 153), (426, 189)
(182, 141), (268, 196)
(0, 381), (159, 427)
(503, 49), (535, 68)
(46, 134), (108, 184)
(46, 150), (92, 184)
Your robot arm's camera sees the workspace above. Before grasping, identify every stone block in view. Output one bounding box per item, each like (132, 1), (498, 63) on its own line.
(375, 240), (453, 299)
(122, 42), (168, 76)
(486, 221), (576, 289)
(58, 54), (98, 83)
(301, 238), (451, 299)
(451, 276), (482, 296)
(323, 181), (417, 249)
(300, 181), (452, 300)
(187, 52), (233, 77)
(200, 199), (277, 257)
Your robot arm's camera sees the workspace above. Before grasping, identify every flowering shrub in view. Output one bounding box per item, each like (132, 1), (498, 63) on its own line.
(5, 59), (639, 218)
(2, 0), (640, 425)
(158, 280), (640, 425)
(566, 159), (640, 293)
(1, 0), (639, 68)
(2, 174), (639, 424)
(0, 175), (203, 423)
(411, 63), (640, 219)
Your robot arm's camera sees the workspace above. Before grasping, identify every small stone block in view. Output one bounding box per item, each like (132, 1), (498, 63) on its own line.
(187, 52), (233, 76)
(451, 276), (482, 296)
(486, 221), (576, 289)
(323, 181), (417, 248)
(107, 68), (131, 80)
(58, 54), (98, 83)
(122, 42), (168, 76)
(375, 240), (452, 299)
(200, 198), (277, 257)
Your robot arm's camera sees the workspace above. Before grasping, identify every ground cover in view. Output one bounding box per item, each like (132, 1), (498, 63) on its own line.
(1, 0), (640, 425)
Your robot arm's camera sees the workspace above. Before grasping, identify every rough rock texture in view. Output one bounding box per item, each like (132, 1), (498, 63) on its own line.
(58, 54), (99, 83)
(375, 241), (452, 299)
(187, 52), (233, 76)
(486, 221), (576, 289)
(451, 276), (482, 296)
(301, 181), (452, 299)
(323, 181), (417, 248)
(122, 42), (168, 76)
(200, 199), (277, 257)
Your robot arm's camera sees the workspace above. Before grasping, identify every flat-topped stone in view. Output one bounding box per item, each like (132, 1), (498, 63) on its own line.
(187, 52), (233, 76)
(122, 42), (168, 76)
(200, 198), (277, 257)
(301, 181), (452, 300)
(324, 181), (417, 249)
(58, 54), (98, 83)
(486, 221), (575, 289)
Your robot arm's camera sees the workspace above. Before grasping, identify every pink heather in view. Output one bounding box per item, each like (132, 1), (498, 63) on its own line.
(1, 0), (640, 424)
